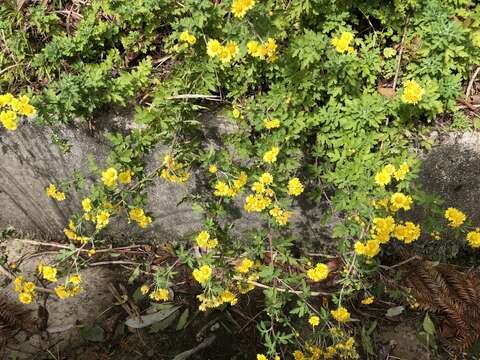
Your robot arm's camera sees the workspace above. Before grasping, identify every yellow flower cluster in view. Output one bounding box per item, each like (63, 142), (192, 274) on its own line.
(63, 220), (89, 244)
(129, 208), (153, 228)
(390, 192), (413, 212)
(231, 0), (255, 18)
(236, 273), (257, 294)
(374, 162), (410, 186)
(195, 230), (218, 250)
(207, 39), (239, 64)
(247, 38), (278, 62)
(257, 355), (280, 360)
(38, 262), (58, 282)
(401, 80), (425, 104)
(444, 207), (466, 228)
(14, 276), (36, 304)
(213, 171), (247, 197)
(269, 206), (290, 226)
(46, 184), (66, 201)
(307, 263), (329, 281)
(331, 32), (355, 54)
(263, 118), (280, 129)
(55, 275), (82, 300)
(331, 306), (350, 322)
(197, 290), (238, 311)
(288, 177), (304, 196)
(263, 146), (280, 163)
(371, 216), (395, 243)
(161, 154), (190, 183)
(294, 337), (357, 360)
(392, 221), (421, 243)
(236, 258), (254, 273)
(192, 264), (212, 284)
(244, 193), (272, 212)
(0, 93), (36, 131)
(179, 30), (196, 45)
(150, 288), (169, 301)
(467, 229), (480, 248)
(354, 239), (380, 258)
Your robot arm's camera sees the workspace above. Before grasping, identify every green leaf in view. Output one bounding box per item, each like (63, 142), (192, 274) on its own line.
(423, 313), (435, 335)
(79, 325), (105, 342)
(386, 306), (404, 318)
(176, 308), (189, 331)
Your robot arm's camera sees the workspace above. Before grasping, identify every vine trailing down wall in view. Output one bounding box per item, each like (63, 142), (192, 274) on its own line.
(1, 0), (480, 358)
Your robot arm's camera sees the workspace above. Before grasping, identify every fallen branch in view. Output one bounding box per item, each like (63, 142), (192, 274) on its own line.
(466, 66), (480, 98)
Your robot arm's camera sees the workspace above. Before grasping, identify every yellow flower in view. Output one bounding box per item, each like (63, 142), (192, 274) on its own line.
(179, 30), (196, 45)
(394, 162), (410, 181)
(68, 275), (81, 285)
(220, 290), (238, 305)
(259, 172), (273, 185)
(64, 227), (77, 240)
(393, 222), (421, 243)
(192, 265), (212, 284)
(15, 276), (24, 292)
(0, 110), (18, 130)
(18, 292), (33, 304)
(236, 258), (254, 273)
(208, 164), (218, 174)
(354, 239), (380, 258)
(331, 32), (355, 54)
(401, 80), (424, 104)
(244, 194), (271, 212)
(288, 178), (304, 196)
(82, 198), (92, 212)
(466, 229), (480, 248)
(46, 184), (65, 201)
(140, 285), (150, 295)
(207, 39), (222, 57)
(55, 285), (69, 300)
(225, 40), (239, 61)
(119, 170), (133, 184)
(41, 265), (58, 282)
(383, 47), (396, 58)
(252, 181), (266, 193)
(263, 146), (280, 163)
(150, 288), (169, 301)
(247, 40), (260, 57)
(213, 181), (233, 197)
(331, 306), (350, 322)
(293, 351), (305, 360)
(101, 168), (118, 187)
(88, 247), (96, 257)
(232, 0), (255, 18)
(23, 282), (36, 293)
(0, 93), (14, 107)
(264, 118), (280, 129)
(309, 315), (320, 327)
(96, 210), (110, 229)
(196, 231), (218, 250)
(383, 164), (396, 175)
(390, 192), (413, 212)
(256, 355), (268, 360)
(361, 296), (374, 305)
(444, 207), (466, 228)
(374, 170), (391, 186)
(307, 263), (329, 282)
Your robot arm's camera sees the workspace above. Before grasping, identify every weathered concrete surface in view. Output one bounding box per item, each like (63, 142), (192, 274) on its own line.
(0, 111), (202, 241)
(414, 131), (480, 260)
(1, 239), (118, 359)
